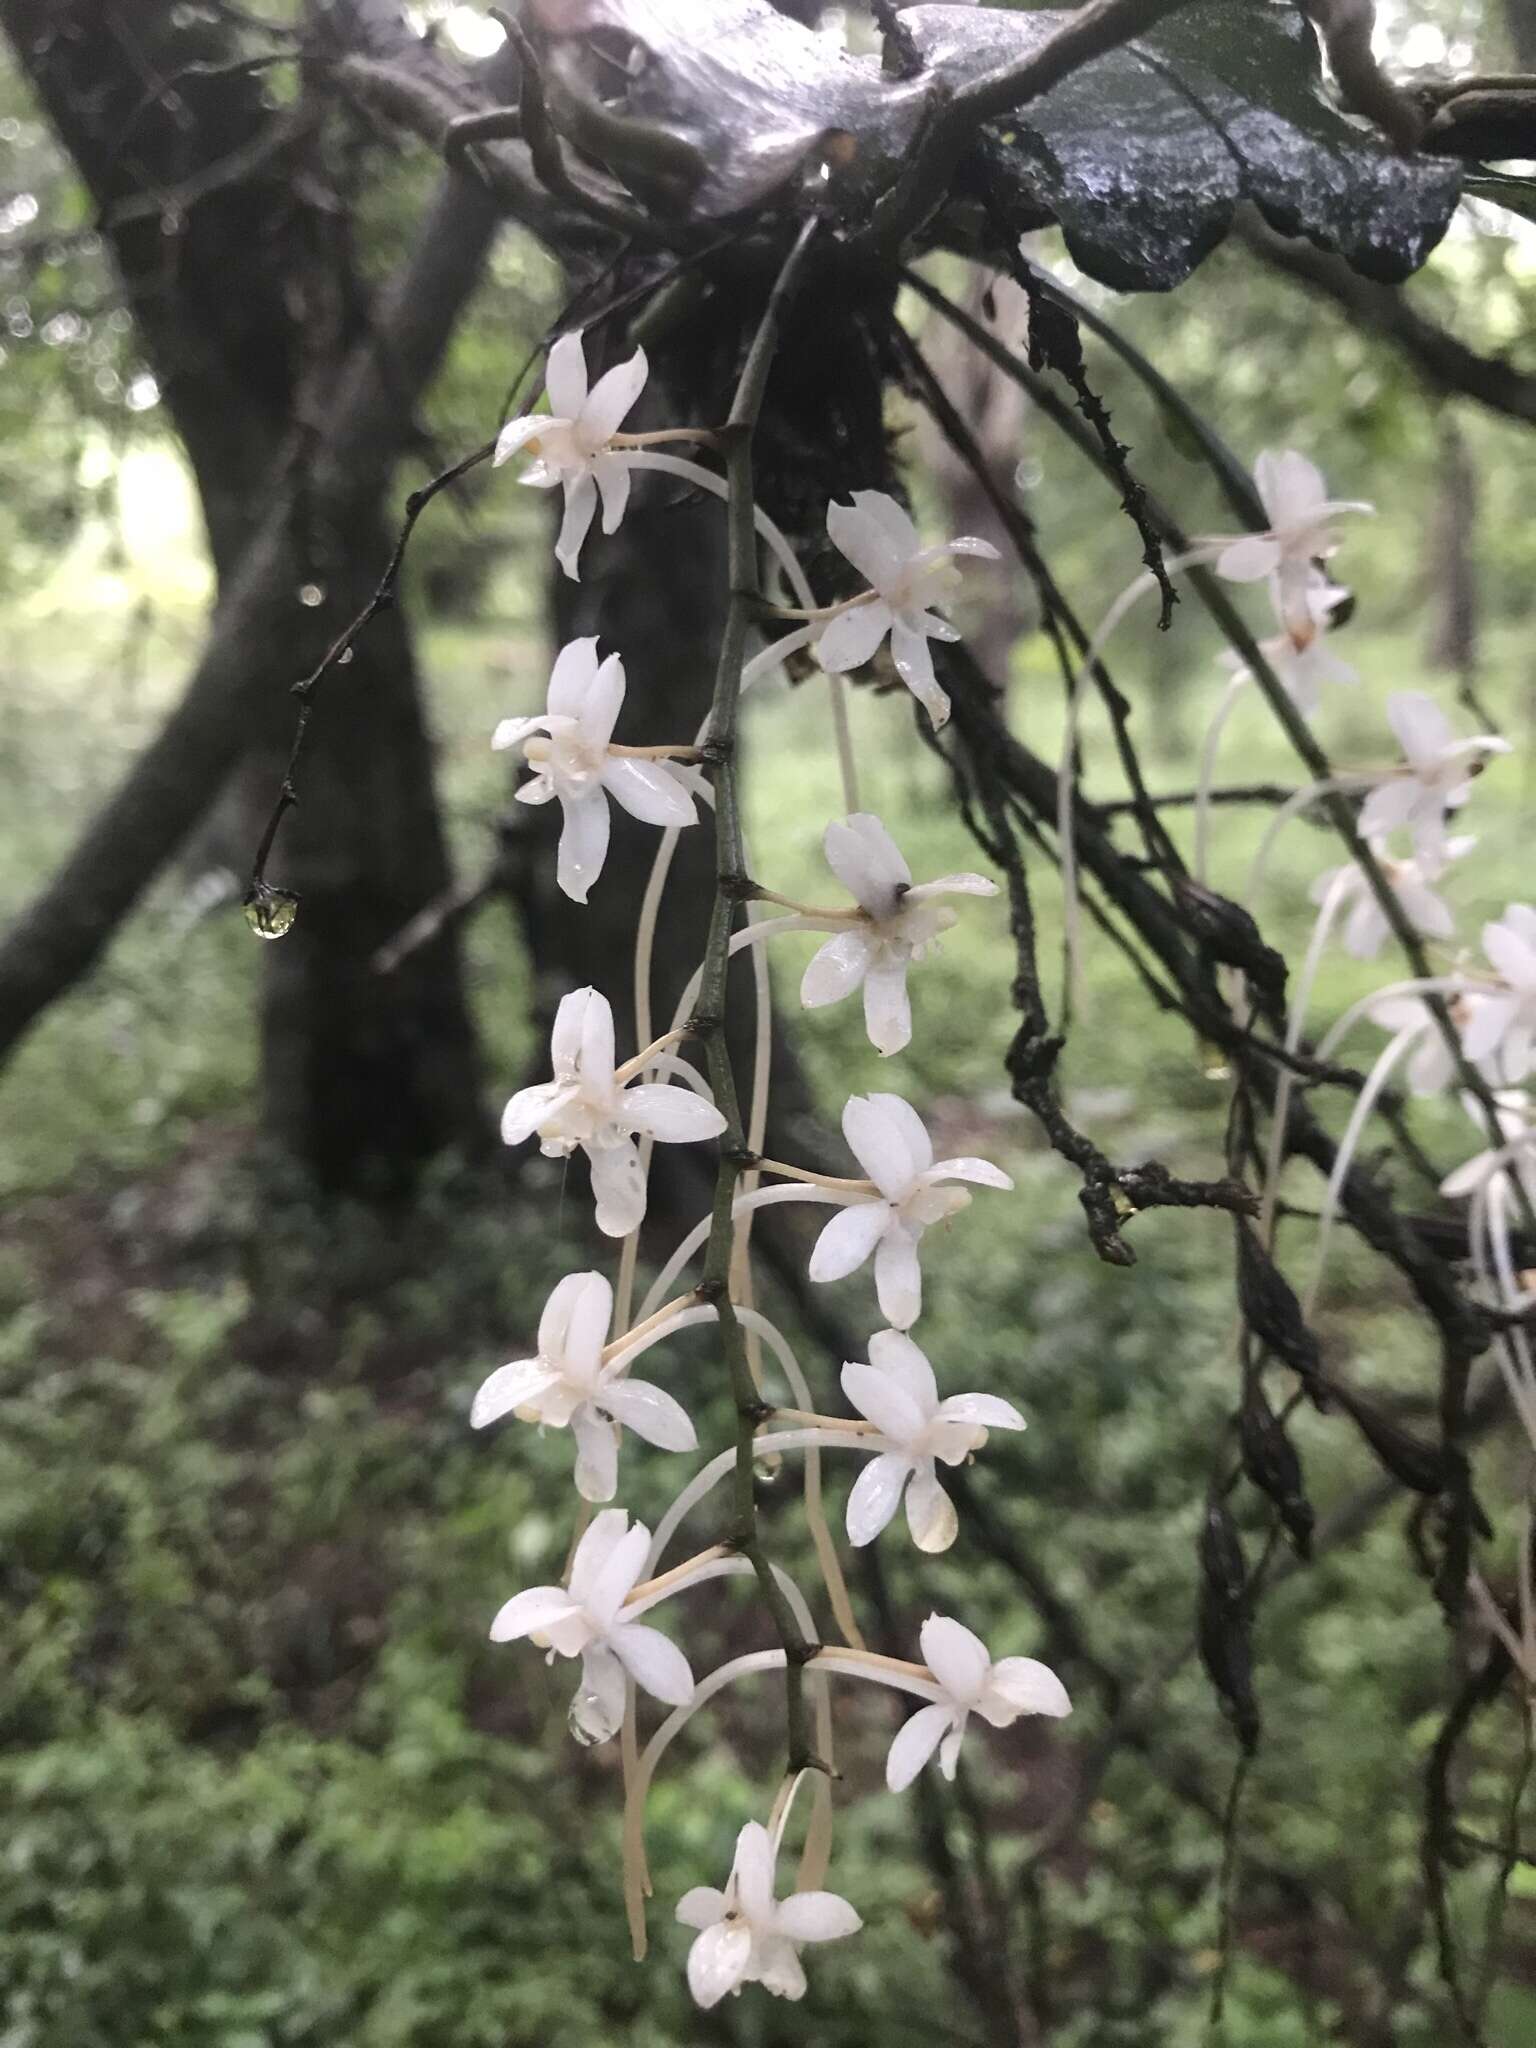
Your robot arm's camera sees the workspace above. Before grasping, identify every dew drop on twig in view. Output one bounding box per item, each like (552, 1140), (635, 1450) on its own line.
(243, 887), (299, 940)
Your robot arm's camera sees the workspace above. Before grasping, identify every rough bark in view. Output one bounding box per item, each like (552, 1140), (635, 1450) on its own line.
(0, 0), (494, 1186)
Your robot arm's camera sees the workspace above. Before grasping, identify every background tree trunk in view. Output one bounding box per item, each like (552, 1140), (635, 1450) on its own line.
(2, 0), (489, 1189)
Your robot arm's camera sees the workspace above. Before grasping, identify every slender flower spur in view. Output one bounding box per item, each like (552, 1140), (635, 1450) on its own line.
(817, 490), (998, 729)
(494, 330), (648, 579)
(676, 1821), (861, 2008)
(800, 813), (996, 1055)
(492, 637), (697, 902)
(1440, 1089), (1536, 1209)
(471, 1270), (696, 1501)
(1311, 837), (1469, 961)
(501, 986), (725, 1235)
(841, 1329), (1024, 1553)
(886, 1613), (1070, 1788)
(490, 1508), (694, 1744)
(808, 1093), (1013, 1329)
(1461, 905), (1536, 1085)
(1212, 449), (1372, 645)
(1357, 691), (1508, 867)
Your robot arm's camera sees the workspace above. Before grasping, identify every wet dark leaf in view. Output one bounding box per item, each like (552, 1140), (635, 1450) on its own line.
(1197, 1497), (1261, 1754)
(1240, 1377), (1314, 1559)
(1235, 1224), (1324, 1397)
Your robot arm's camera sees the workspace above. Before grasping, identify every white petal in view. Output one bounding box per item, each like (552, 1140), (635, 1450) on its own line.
(1215, 533), (1280, 583)
(489, 1584), (581, 1643)
(824, 812), (911, 906)
(602, 756), (698, 828)
(1260, 447), (1327, 527)
(573, 1640), (627, 1742)
(731, 1822), (777, 1919)
(576, 987), (615, 1079)
(938, 1721), (965, 1779)
(874, 1223), (924, 1331)
(471, 1357), (560, 1428)
(493, 412), (561, 468)
(490, 713), (549, 752)
(556, 792), (611, 904)
(841, 1358), (927, 1441)
(555, 471), (599, 580)
(885, 1702), (956, 1790)
(1387, 691), (1452, 769)
(808, 1199), (888, 1283)
(568, 1506), (630, 1602)
(929, 1155), (1014, 1190)
(754, 1936), (807, 2001)
(592, 450), (632, 536)
(686, 1921), (753, 2009)
(775, 1890), (863, 1943)
(801, 930), (875, 1010)
(602, 1376), (697, 1452)
(816, 597), (892, 674)
(853, 487), (922, 559)
(845, 1450), (909, 1545)
(585, 1517), (651, 1627)
(546, 636), (602, 719)
(549, 985), (593, 1070)
(579, 345), (648, 442)
(624, 1083), (726, 1144)
(1486, 918), (1536, 990)
(827, 497), (904, 590)
(904, 1465), (958, 1552)
(571, 1404), (620, 1501)
(982, 1656), (1072, 1723)
(936, 1391), (1026, 1431)
(1358, 779), (1417, 840)
(675, 1886), (727, 1932)
(863, 960), (912, 1056)
(586, 1138), (648, 1237)
(843, 1091), (931, 1192)
(904, 871), (998, 903)
(544, 330), (589, 418)
(545, 1269), (612, 1375)
(578, 650), (626, 749)
(888, 619), (949, 727)
(866, 1328), (939, 1410)
(609, 1621), (694, 1706)
(919, 1613), (991, 1702)
(500, 1081), (561, 1146)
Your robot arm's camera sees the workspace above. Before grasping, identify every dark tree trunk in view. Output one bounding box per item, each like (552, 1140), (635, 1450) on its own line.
(2, 0), (487, 1190)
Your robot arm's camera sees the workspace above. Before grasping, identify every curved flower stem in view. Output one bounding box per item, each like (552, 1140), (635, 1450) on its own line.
(756, 1160), (877, 1192)
(1257, 867), (1351, 1244)
(690, 216), (825, 1785)
(1193, 674), (1249, 885)
(1311, 975), (1475, 1069)
(619, 449), (816, 610)
(1055, 544), (1219, 995)
(647, 1428), (873, 1575)
(612, 1028), (689, 1085)
(609, 427), (719, 449)
(601, 1303), (717, 1380)
(1242, 774), (1363, 908)
(1302, 1023), (1421, 1318)
(638, 1185), (848, 1323)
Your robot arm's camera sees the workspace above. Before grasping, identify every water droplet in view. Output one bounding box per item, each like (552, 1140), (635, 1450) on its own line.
(1200, 1043), (1231, 1082)
(753, 1452), (783, 1486)
(338, 646), (354, 665)
(298, 582), (324, 609)
(567, 1691), (606, 1745)
(244, 886), (299, 940)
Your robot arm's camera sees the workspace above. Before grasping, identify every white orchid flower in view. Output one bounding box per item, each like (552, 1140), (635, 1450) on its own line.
(808, 1093), (1013, 1329)
(886, 1613), (1070, 1790)
(840, 1329), (1024, 1552)
(799, 813), (996, 1055)
(501, 986), (725, 1236)
(1357, 692), (1509, 868)
(492, 638), (697, 903)
(494, 330), (648, 579)
(1213, 450), (1372, 646)
(489, 1508), (693, 1744)
(1216, 573), (1356, 717)
(676, 1821), (861, 2008)
(817, 489), (999, 730)
(1364, 992), (1466, 1097)
(471, 1270), (696, 1502)
(1311, 837), (1468, 962)
(1461, 905), (1536, 1085)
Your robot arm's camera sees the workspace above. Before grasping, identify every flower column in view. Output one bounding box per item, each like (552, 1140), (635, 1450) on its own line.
(694, 218), (827, 1777)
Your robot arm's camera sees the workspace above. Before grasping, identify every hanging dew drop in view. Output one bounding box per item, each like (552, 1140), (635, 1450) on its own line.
(567, 1692), (605, 1746)
(243, 886), (299, 940)
(752, 1451), (783, 1486)
(298, 582), (325, 608)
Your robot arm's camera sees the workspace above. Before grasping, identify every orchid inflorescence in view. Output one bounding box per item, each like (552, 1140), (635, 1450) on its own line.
(479, 328), (1060, 2005)
(476, 319), (1531, 2002)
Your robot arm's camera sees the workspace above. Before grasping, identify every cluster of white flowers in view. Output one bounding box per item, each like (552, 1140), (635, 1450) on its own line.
(476, 332), (1067, 2005)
